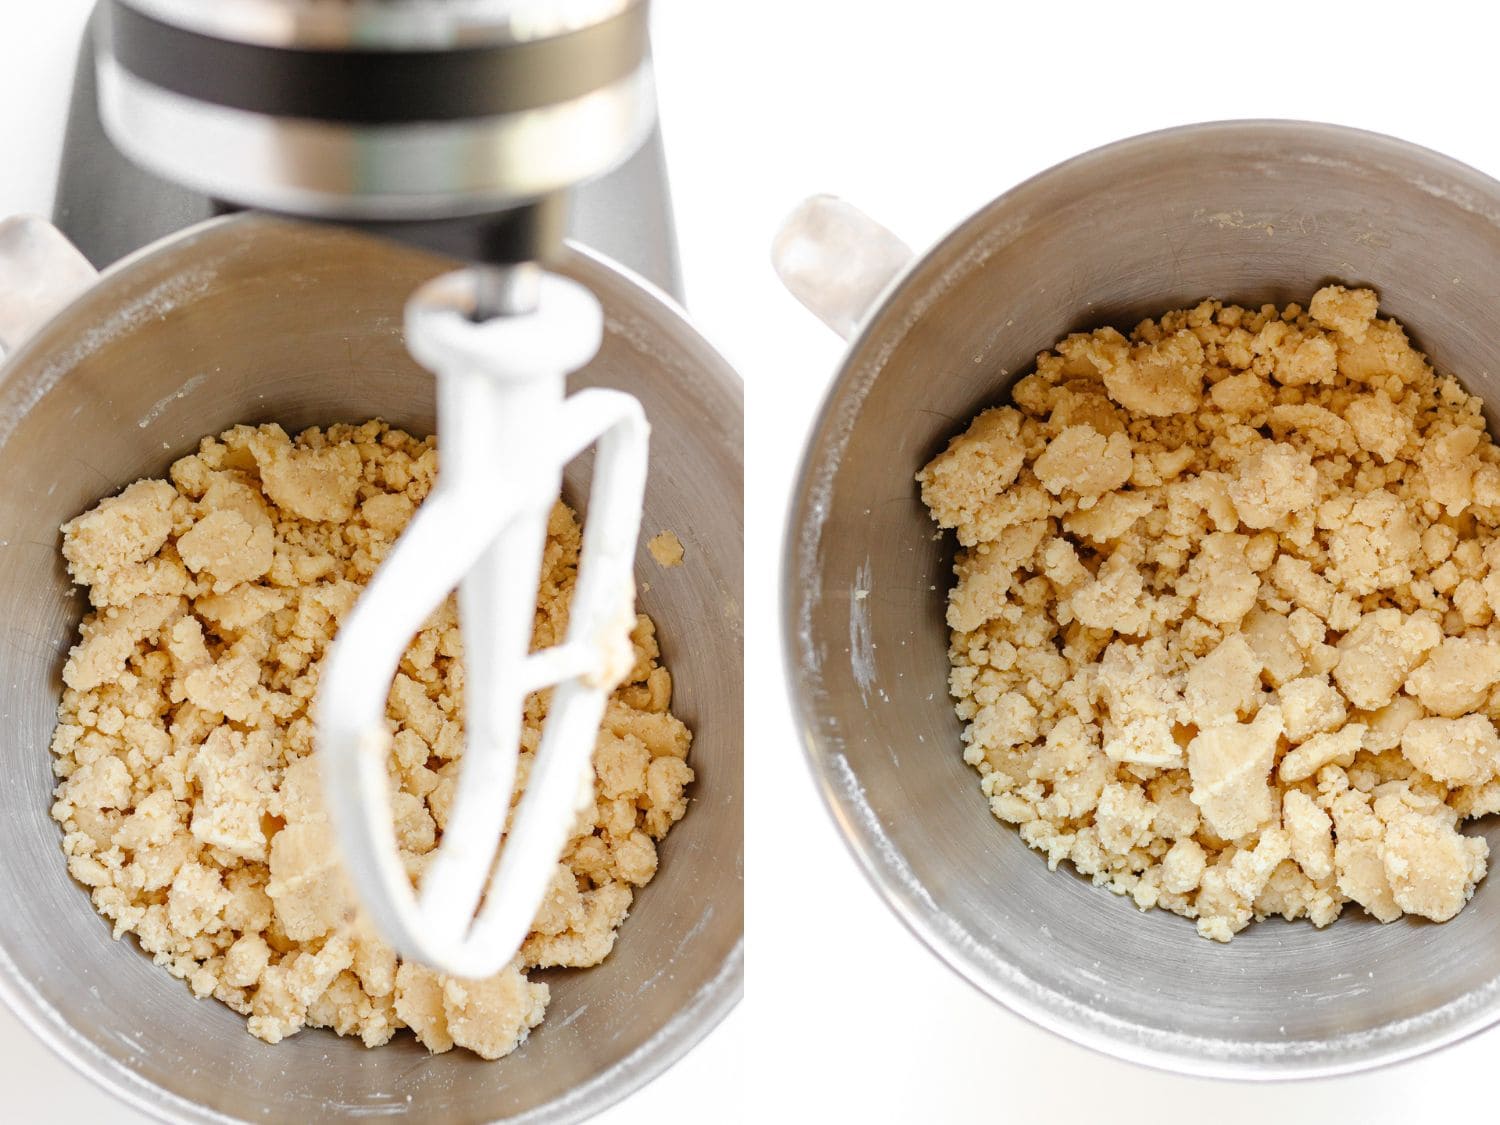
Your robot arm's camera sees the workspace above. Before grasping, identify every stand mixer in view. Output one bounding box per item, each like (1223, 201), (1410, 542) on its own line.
(0, 4), (739, 1116)
(92, 0), (665, 980)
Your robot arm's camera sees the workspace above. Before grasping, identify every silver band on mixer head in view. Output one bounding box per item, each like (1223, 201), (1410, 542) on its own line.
(114, 0), (638, 51)
(96, 53), (657, 220)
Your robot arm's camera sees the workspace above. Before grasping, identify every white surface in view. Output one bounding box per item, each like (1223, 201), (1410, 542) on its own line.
(7, 0), (1500, 1121)
(661, 0), (1498, 1122)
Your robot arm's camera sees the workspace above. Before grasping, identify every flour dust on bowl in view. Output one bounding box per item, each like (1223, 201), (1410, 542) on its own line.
(780, 122), (1500, 1078)
(0, 213), (743, 1122)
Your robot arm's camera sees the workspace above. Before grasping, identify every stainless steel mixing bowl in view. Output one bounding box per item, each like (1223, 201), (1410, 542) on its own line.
(0, 213), (742, 1121)
(782, 120), (1500, 1078)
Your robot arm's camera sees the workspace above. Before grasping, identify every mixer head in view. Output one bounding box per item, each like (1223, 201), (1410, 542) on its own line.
(95, 0), (655, 261)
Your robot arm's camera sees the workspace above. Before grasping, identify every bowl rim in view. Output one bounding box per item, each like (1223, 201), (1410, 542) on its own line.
(779, 117), (1500, 1082)
(0, 210), (744, 1124)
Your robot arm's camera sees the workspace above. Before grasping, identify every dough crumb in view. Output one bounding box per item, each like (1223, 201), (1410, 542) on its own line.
(921, 288), (1496, 941)
(51, 420), (694, 1054)
(648, 530), (685, 567)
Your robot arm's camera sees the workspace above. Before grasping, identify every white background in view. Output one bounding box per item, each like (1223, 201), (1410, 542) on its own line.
(3, 0), (1500, 1122)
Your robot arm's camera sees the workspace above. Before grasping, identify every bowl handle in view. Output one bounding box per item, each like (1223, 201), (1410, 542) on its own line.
(771, 194), (912, 340)
(0, 216), (99, 358)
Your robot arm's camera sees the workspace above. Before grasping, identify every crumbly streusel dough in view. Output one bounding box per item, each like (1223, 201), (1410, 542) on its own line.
(919, 286), (1500, 941)
(50, 420), (693, 1054)
(647, 530), (685, 568)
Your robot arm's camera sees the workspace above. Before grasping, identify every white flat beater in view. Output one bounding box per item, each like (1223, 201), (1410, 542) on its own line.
(317, 264), (649, 980)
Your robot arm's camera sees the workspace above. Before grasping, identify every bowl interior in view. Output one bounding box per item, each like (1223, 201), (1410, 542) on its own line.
(0, 215), (742, 1122)
(787, 121), (1500, 1076)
